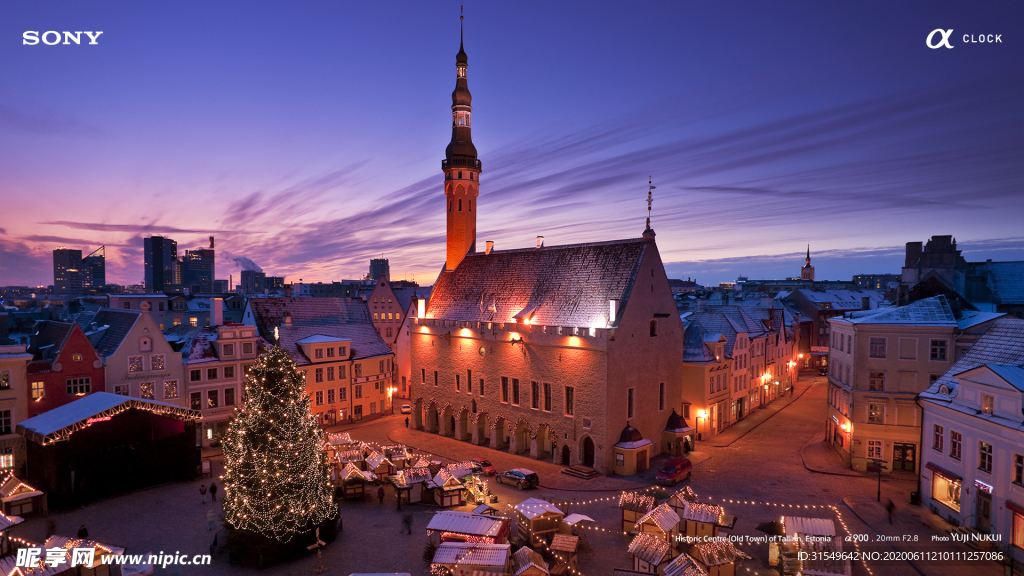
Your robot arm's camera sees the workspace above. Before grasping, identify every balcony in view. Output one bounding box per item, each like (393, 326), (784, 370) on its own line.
(441, 158), (482, 170)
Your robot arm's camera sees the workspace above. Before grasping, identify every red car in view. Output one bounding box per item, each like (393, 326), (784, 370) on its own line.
(472, 458), (496, 475)
(655, 457), (693, 486)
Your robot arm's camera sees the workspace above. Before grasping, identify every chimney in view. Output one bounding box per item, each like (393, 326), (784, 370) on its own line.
(211, 297), (224, 326)
(485, 241), (494, 255)
(536, 236), (544, 249)
(609, 299), (618, 325)
(417, 298), (426, 319)
(861, 297), (870, 311)
(284, 312), (292, 327)
(209, 236), (215, 249)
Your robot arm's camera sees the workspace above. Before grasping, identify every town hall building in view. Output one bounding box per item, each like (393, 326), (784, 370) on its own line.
(409, 22), (684, 474)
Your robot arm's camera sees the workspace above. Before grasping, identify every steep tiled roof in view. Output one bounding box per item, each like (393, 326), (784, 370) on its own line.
(663, 553), (708, 576)
(688, 312), (739, 356)
(393, 287), (432, 312)
(246, 298), (371, 339)
(977, 262), (1024, 305)
(28, 321), (73, 361)
(987, 365), (1024, 392)
(847, 296), (956, 325)
(792, 289), (885, 309)
(922, 317), (1024, 398)
(89, 310), (141, 358)
(278, 324), (391, 364)
(512, 546), (548, 576)
(682, 321), (717, 363)
(638, 503), (681, 533)
(427, 239), (647, 327)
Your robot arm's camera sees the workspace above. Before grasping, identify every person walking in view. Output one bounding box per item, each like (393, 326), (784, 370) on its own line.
(77, 525), (89, 539)
(402, 514), (412, 535)
(199, 484), (207, 503)
(405, 417), (409, 428)
(377, 485), (385, 505)
(886, 499), (895, 524)
(207, 509), (217, 531)
(209, 482), (218, 502)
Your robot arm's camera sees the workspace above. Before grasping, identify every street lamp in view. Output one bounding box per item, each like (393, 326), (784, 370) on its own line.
(387, 386), (397, 415)
(697, 409), (708, 443)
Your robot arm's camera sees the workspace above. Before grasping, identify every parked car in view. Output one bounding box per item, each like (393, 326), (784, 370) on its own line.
(400, 404), (412, 414)
(655, 457), (693, 486)
(471, 458), (496, 475)
(496, 468), (539, 489)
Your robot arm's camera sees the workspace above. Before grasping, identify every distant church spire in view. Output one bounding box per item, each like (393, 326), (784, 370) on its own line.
(643, 177), (656, 240)
(443, 6), (481, 271)
(801, 244), (815, 281)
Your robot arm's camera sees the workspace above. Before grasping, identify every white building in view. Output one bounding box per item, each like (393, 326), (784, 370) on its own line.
(918, 317), (1024, 564)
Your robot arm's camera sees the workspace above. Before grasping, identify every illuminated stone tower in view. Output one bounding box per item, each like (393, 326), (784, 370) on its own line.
(443, 12), (481, 271)
(801, 245), (815, 281)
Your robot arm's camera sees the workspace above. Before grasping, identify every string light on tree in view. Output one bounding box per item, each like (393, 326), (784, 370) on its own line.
(221, 346), (335, 543)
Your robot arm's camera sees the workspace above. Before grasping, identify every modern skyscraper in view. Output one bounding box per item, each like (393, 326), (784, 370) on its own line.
(369, 258), (390, 282)
(83, 246), (106, 289)
(442, 17), (481, 271)
(52, 248), (83, 293)
(182, 237), (215, 293)
(144, 236), (178, 292)
(239, 270), (267, 294)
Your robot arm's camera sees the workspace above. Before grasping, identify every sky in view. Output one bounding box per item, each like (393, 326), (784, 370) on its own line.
(1, 1), (1022, 288)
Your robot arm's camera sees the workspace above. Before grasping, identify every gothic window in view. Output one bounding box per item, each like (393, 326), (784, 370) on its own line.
(469, 200), (472, 211)
(459, 199), (463, 211)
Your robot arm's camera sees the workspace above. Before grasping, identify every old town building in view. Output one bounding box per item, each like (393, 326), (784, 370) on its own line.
(826, 296), (1002, 473)
(85, 305), (186, 407)
(171, 323), (266, 446)
(25, 321), (106, 418)
(918, 317), (1024, 563)
(278, 324), (395, 425)
(369, 277), (431, 399)
(0, 345), (31, 475)
(409, 28), (683, 474)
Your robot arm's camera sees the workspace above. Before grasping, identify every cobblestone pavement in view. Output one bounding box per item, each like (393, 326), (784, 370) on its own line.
(7, 375), (1002, 576)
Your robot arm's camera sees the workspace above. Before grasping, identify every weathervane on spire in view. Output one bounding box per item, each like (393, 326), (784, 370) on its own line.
(646, 176), (656, 230)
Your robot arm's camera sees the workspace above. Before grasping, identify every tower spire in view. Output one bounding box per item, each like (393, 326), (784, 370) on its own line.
(643, 177), (656, 239)
(443, 6), (481, 271)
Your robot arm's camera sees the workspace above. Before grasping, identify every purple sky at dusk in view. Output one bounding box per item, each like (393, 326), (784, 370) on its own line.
(1, 1), (1022, 288)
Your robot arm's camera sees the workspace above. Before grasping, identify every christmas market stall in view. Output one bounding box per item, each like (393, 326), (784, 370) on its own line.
(513, 498), (564, 546)
(428, 468), (464, 507)
(676, 501), (736, 541)
(425, 510), (510, 544)
(431, 542), (511, 576)
(383, 445), (411, 469)
(634, 504), (681, 560)
(365, 451), (396, 478)
(662, 552), (709, 576)
(0, 470), (46, 516)
(0, 511), (25, 556)
(687, 540), (747, 576)
(627, 532), (671, 574)
(511, 545), (549, 576)
(619, 492), (656, 533)
(548, 534), (579, 570)
(666, 486), (699, 516)
(559, 514), (596, 550)
(336, 449), (366, 471)
(461, 473), (491, 505)
(337, 462), (377, 500)
(777, 516), (850, 576)
(16, 392), (201, 510)
(392, 466), (433, 504)
(44, 535), (127, 576)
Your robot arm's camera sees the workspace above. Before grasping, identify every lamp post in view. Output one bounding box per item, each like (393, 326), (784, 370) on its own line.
(387, 386), (397, 415)
(697, 409), (708, 443)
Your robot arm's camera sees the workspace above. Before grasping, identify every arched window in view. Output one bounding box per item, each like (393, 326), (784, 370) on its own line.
(449, 201), (452, 212)
(459, 199), (463, 211)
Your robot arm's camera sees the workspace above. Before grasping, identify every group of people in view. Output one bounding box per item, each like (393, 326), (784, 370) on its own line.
(200, 482), (220, 531)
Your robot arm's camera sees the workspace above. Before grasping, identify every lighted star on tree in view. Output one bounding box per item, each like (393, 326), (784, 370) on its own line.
(221, 346), (335, 543)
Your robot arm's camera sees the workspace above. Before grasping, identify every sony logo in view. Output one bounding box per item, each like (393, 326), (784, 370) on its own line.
(23, 31), (104, 45)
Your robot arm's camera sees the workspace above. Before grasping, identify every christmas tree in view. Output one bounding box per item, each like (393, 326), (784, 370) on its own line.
(221, 346), (335, 543)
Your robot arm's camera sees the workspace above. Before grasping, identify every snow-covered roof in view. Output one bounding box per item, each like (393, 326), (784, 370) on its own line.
(614, 438), (653, 450)
(783, 516), (836, 538)
(44, 535), (125, 568)
(678, 501), (723, 524)
(339, 462), (376, 483)
(366, 451), (393, 470)
(296, 334), (350, 344)
(842, 296), (956, 326)
(17, 392), (201, 445)
(663, 553), (708, 576)
(399, 466), (433, 485)
(515, 498), (563, 520)
(563, 513), (595, 525)
(426, 511), (505, 537)
(628, 533), (670, 566)
(0, 471), (43, 503)
(512, 546), (548, 576)
(432, 542), (509, 567)
(326, 432), (353, 446)
(637, 504), (680, 533)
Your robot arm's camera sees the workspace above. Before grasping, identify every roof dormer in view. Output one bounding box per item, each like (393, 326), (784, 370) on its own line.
(952, 364), (1024, 422)
(296, 335), (352, 363)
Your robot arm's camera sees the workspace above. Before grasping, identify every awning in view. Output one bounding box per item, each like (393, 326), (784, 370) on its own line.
(1007, 500), (1024, 516)
(925, 462), (962, 481)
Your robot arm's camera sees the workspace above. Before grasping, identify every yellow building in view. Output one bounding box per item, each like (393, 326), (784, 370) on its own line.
(278, 324), (396, 426)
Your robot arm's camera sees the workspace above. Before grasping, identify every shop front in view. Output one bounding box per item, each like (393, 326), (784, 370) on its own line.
(925, 462), (962, 525)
